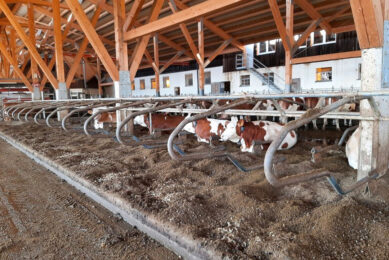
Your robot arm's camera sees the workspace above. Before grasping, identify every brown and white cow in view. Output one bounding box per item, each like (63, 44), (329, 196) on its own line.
(133, 113), (185, 132)
(89, 107), (117, 129)
(182, 118), (234, 144)
(221, 117), (297, 153)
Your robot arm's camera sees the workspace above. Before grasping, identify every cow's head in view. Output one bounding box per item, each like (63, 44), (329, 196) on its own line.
(133, 115), (147, 127)
(182, 115), (196, 133)
(220, 117), (240, 143)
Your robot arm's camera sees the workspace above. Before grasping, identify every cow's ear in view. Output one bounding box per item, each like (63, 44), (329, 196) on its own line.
(237, 119), (244, 127)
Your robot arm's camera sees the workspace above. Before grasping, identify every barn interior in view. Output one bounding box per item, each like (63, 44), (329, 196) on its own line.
(0, 0), (389, 259)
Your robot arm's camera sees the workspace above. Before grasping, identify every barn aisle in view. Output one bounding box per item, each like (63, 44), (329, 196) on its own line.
(0, 139), (178, 259)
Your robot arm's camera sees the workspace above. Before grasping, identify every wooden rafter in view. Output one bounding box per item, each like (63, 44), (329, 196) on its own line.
(124, 0), (245, 41)
(268, 0), (291, 52)
(294, 0), (332, 33)
(129, 0), (164, 82)
(65, 0), (118, 81)
(0, 40), (33, 91)
(53, 0), (65, 82)
(0, 0), (58, 88)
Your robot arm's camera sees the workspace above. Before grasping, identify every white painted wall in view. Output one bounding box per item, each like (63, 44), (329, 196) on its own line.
(127, 57), (362, 97)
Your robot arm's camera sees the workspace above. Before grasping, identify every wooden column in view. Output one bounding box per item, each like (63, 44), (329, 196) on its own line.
(153, 34), (160, 96)
(198, 17), (205, 95)
(53, 0), (65, 83)
(113, 0), (128, 70)
(28, 4), (39, 85)
(285, 0), (294, 92)
(97, 57), (102, 97)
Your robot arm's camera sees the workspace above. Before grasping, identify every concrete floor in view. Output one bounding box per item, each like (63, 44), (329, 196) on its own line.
(0, 139), (179, 259)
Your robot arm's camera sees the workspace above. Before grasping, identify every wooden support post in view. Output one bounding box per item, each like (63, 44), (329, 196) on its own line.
(28, 3), (39, 85)
(285, 0), (294, 92)
(113, 0), (128, 71)
(53, 0), (65, 83)
(97, 57), (102, 97)
(198, 17), (205, 96)
(153, 34), (160, 96)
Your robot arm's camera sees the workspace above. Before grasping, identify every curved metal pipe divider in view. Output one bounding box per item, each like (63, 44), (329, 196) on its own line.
(62, 101), (118, 132)
(263, 96), (379, 194)
(24, 103), (54, 122)
(116, 100), (190, 148)
(16, 102), (46, 121)
(167, 98), (277, 172)
(34, 103), (69, 125)
(8, 103), (31, 119)
(46, 101), (95, 128)
(83, 100), (152, 137)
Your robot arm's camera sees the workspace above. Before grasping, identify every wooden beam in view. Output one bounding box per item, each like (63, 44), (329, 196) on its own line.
(66, 6), (102, 87)
(268, 0), (291, 52)
(204, 40), (230, 68)
(124, 0), (244, 41)
(123, 0), (145, 32)
(53, 0), (65, 82)
(5, 0), (69, 9)
(153, 34), (160, 94)
(0, 0), (58, 88)
(41, 16), (74, 89)
(294, 0), (332, 33)
(65, 0), (118, 81)
(129, 0), (164, 82)
(28, 3), (39, 84)
(198, 17), (204, 94)
(285, 0), (293, 89)
(168, 0), (200, 64)
(173, 0), (245, 51)
(159, 51), (184, 73)
(350, 0), (383, 49)
(0, 40), (33, 92)
(291, 51), (362, 64)
(113, 0), (128, 71)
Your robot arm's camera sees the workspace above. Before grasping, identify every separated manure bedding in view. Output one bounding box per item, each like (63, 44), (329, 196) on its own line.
(0, 121), (388, 259)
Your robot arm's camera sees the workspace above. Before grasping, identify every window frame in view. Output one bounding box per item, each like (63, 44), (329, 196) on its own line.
(240, 75), (250, 87)
(139, 79), (145, 90)
(204, 71), (211, 85)
(151, 78), (156, 89)
(185, 73), (193, 87)
(315, 67), (333, 82)
(163, 76), (170, 88)
(311, 30), (336, 46)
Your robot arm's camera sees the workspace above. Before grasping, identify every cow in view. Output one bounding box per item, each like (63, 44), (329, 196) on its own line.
(89, 107), (117, 129)
(345, 127), (360, 170)
(221, 117), (297, 153)
(133, 113), (185, 133)
(182, 118), (234, 145)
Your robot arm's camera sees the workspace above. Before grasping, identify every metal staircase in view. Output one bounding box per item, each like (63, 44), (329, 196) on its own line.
(247, 54), (284, 93)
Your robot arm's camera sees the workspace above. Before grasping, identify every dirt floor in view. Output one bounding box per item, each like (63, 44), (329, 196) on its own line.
(0, 120), (388, 259)
(0, 137), (178, 259)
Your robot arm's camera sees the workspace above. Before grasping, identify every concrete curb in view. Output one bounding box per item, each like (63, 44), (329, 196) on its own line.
(0, 131), (220, 260)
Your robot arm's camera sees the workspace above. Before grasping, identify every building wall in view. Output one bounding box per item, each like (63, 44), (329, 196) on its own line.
(126, 57), (362, 97)
(131, 66), (224, 97)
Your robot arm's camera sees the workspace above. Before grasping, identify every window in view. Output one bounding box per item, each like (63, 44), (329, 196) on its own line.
(205, 71), (211, 84)
(163, 76), (170, 88)
(151, 78), (156, 89)
(316, 67), (332, 82)
(294, 34), (307, 49)
(235, 54), (245, 69)
(240, 75), (250, 86)
(358, 64), (362, 80)
(185, 73), (193, 86)
(263, 72), (274, 84)
(139, 79), (145, 90)
(257, 40), (277, 55)
(311, 30), (336, 46)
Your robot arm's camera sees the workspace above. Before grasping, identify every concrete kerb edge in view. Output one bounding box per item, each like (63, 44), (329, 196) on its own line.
(0, 131), (219, 260)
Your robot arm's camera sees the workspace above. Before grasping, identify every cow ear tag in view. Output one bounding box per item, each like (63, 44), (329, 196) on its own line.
(240, 126), (245, 133)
